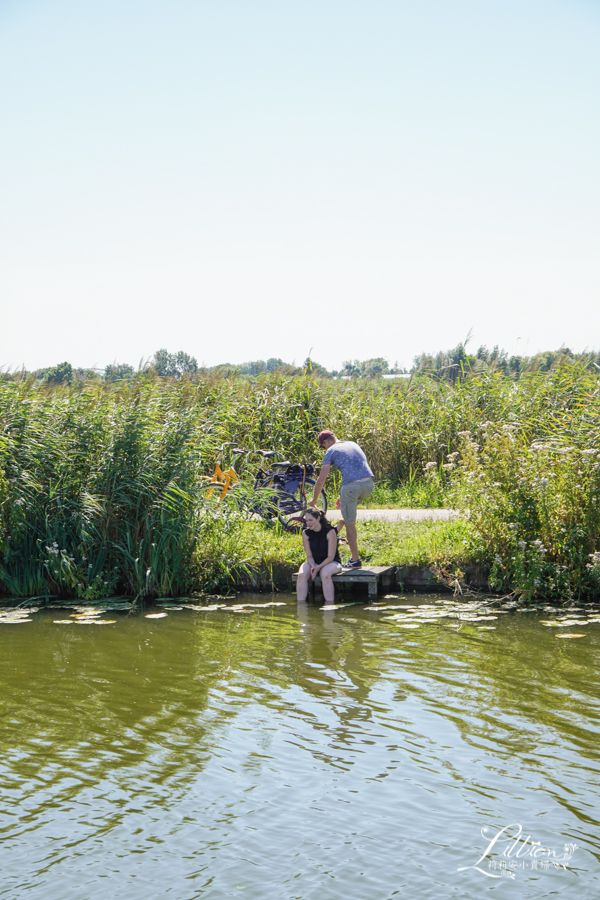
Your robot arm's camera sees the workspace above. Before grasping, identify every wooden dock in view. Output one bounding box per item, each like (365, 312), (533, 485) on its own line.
(292, 565), (394, 600)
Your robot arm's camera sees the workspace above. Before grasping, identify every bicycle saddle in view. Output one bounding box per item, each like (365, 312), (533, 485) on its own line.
(232, 448), (247, 455)
(258, 450), (276, 458)
(272, 461), (291, 468)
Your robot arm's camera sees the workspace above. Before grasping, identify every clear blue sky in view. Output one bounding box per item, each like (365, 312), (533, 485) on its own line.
(1, 0), (599, 371)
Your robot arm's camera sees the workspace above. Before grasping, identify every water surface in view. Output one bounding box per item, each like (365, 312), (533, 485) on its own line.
(0, 595), (599, 898)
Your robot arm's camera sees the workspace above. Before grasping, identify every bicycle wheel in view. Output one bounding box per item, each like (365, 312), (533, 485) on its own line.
(277, 477), (327, 532)
(249, 475), (280, 520)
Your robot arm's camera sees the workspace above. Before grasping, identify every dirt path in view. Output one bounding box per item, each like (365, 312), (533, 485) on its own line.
(326, 508), (458, 522)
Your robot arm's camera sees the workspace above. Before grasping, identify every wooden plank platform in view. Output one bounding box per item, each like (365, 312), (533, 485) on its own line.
(292, 565), (394, 600)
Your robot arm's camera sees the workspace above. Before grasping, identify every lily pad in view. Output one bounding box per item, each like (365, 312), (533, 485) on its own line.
(145, 613), (168, 619)
(556, 633), (586, 638)
(321, 603), (360, 610)
(243, 602), (288, 607)
(366, 605), (404, 612)
(188, 604), (222, 611)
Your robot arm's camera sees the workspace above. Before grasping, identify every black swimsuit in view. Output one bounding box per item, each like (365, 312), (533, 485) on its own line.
(304, 522), (341, 565)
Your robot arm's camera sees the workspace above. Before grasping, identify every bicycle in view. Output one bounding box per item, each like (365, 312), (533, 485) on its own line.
(201, 444), (240, 501)
(201, 444), (327, 532)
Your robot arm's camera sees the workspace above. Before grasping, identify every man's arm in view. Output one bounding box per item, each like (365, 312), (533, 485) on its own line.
(310, 464), (330, 506)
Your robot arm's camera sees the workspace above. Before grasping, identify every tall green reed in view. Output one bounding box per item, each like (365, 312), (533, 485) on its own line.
(1, 361), (600, 597)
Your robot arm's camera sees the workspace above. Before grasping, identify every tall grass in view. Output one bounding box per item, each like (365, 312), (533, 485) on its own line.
(0, 377), (221, 598)
(1, 361), (600, 598)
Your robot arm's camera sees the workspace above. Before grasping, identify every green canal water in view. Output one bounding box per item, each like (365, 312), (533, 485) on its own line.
(1, 594), (599, 899)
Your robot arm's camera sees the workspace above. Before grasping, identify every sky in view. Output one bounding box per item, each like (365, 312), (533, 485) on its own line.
(1, 0), (599, 372)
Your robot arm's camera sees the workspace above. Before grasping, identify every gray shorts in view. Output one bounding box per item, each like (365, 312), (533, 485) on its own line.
(339, 477), (374, 523)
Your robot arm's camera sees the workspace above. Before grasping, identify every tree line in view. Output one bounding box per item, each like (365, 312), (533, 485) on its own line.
(2, 343), (600, 385)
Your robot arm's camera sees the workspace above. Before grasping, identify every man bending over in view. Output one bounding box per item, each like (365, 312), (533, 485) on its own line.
(310, 430), (374, 569)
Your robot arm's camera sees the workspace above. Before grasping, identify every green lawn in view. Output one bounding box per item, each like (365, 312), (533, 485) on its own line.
(202, 517), (481, 591)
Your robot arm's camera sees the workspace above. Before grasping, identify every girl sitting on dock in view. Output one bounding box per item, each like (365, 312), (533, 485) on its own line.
(296, 508), (345, 603)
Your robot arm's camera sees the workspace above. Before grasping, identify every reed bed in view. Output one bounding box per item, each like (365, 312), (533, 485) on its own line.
(1, 362), (599, 599)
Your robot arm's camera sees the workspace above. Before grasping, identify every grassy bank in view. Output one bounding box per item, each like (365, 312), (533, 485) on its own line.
(196, 518), (480, 592)
(1, 362), (599, 600)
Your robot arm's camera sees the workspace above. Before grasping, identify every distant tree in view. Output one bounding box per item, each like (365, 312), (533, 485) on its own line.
(239, 358), (288, 375)
(73, 368), (102, 381)
(105, 363), (135, 382)
(239, 360), (267, 375)
(409, 341), (600, 382)
(302, 357), (329, 376)
(341, 360), (361, 377)
(152, 349), (198, 378)
(362, 357), (390, 377)
(44, 362), (73, 385)
(508, 355), (523, 377)
(209, 363), (241, 377)
(340, 358), (390, 377)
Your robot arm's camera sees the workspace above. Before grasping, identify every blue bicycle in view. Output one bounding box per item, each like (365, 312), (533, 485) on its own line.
(231, 447), (328, 532)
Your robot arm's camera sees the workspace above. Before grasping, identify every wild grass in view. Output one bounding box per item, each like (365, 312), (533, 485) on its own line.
(443, 427), (600, 600)
(363, 480), (445, 509)
(1, 361), (600, 598)
(195, 518), (479, 591)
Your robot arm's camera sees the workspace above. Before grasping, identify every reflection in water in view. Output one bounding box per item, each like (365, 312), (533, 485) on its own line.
(0, 596), (599, 898)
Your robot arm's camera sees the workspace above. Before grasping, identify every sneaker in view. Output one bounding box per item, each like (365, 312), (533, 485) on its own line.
(342, 558), (363, 569)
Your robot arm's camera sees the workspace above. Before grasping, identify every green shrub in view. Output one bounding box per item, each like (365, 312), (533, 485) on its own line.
(445, 426), (600, 600)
